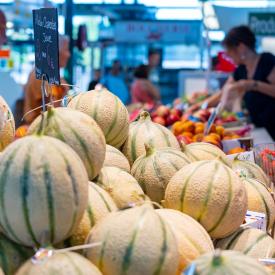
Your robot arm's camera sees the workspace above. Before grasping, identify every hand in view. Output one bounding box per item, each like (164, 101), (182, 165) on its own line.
(234, 80), (257, 92)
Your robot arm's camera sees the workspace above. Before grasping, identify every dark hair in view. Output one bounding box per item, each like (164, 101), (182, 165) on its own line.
(222, 25), (256, 51)
(134, 65), (149, 79)
(148, 49), (160, 57)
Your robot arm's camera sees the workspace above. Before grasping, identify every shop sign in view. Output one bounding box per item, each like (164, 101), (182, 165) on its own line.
(249, 13), (275, 36)
(114, 21), (201, 44)
(32, 8), (60, 85)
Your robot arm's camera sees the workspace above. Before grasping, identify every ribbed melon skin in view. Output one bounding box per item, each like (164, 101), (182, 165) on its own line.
(69, 182), (117, 246)
(164, 160), (247, 239)
(243, 178), (275, 231)
(183, 142), (232, 167)
(122, 111), (180, 166)
(85, 205), (179, 275)
(67, 89), (129, 149)
(0, 96), (15, 152)
(232, 159), (271, 188)
(156, 209), (214, 272)
(104, 145), (130, 173)
(96, 167), (145, 209)
(28, 107), (106, 180)
(0, 234), (33, 275)
(131, 147), (190, 203)
(189, 250), (269, 275)
(215, 227), (275, 259)
(0, 135), (88, 247)
(15, 251), (102, 275)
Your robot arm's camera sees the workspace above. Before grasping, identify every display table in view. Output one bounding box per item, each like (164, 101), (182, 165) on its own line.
(251, 128), (273, 145)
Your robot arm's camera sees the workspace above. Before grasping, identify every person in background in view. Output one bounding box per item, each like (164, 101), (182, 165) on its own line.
(23, 35), (70, 124)
(0, 9), (7, 46)
(190, 26), (275, 140)
(101, 60), (129, 104)
(88, 69), (101, 90)
(131, 64), (160, 105)
(148, 49), (161, 84)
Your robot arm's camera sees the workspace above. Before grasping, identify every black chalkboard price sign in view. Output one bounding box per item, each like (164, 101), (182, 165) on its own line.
(32, 8), (60, 85)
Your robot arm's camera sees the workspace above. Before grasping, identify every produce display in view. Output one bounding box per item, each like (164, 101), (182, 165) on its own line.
(16, 251), (102, 275)
(27, 107), (106, 180)
(241, 177), (275, 231)
(0, 96), (15, 151)
(215, 227), (275, 259)
(122, 111), (180, 165)
(0, 89), (274, 274)
(103, 144), (130, 172)
(69, 182), (118, 246)
(164, 160), (248, 239)
(67, 88), (129, 149)
(186, 250), (269, 275)
(84, 204), (180, 275)
(96, 166), (146, 209)
(131, 144), (190, 203)
(0, 135), (89, 247)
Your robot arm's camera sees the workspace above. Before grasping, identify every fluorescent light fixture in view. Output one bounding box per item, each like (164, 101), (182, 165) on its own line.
(73, 0), (103, 3)
(139, 0), (200, 8)
(124, 0), (135, 3)
(212, 0), (269, 8)
(208, 30), (225, 41)
(49, 0), (65, 3)
(0, 0), (13, 3)
(6, 21), (13, 29)
(104, 0), (121, 3)
(156, 8), (202, 20)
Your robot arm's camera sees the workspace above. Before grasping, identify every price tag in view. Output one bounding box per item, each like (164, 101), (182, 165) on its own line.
(204, 103), (222, 136)
(32, 8), (60, 85)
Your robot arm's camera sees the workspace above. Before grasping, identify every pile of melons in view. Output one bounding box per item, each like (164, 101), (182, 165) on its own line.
(0, 88), (273, 275)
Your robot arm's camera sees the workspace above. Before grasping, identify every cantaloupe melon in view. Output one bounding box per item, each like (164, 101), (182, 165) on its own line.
(28, 107), (106, 180)
(164, 160), (247, 238)
(103, 145), (130, 172)
(0, 135), (88, 247)
(15, 251), (102, 275)
(67, 89), (129, 149)
(156, 209), (214, 272)
(186, 250), (269, 275)
(131, 144), (190, 203)
(182, 142), (232, 167)
(69, 182), (117, 246)
(96, 166), (146, 209)
(122, 111), (180, 166)
(215, 227), (275, 259)
(0, 233), (33, 275)
(85, 204), (179, 275)
(0, 96), (15, 151)
(232, 159), (271, 188)
(242, 177), (275, 231)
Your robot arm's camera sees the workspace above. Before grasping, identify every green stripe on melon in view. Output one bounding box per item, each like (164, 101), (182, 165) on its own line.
(131, 144), (191, 203)
(85, 205), (179, 275)
(182, 142), (232, 167)
(164, 160), (247, 239)
(67, 89), (129, 149)
(156, 209), (214, 273)
(0, 135), (89, 247)
(69, 182), (117, 246)
(215, 227), (275, 259)
(15, 251), (102, 275)
(188, 250), (269, 275)
(0, 233), (32, 275)
(122, 111), (180, 166)
(28, 107), (106, 180)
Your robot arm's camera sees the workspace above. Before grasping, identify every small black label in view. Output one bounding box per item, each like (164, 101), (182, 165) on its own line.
(33, 8), (60, 85)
